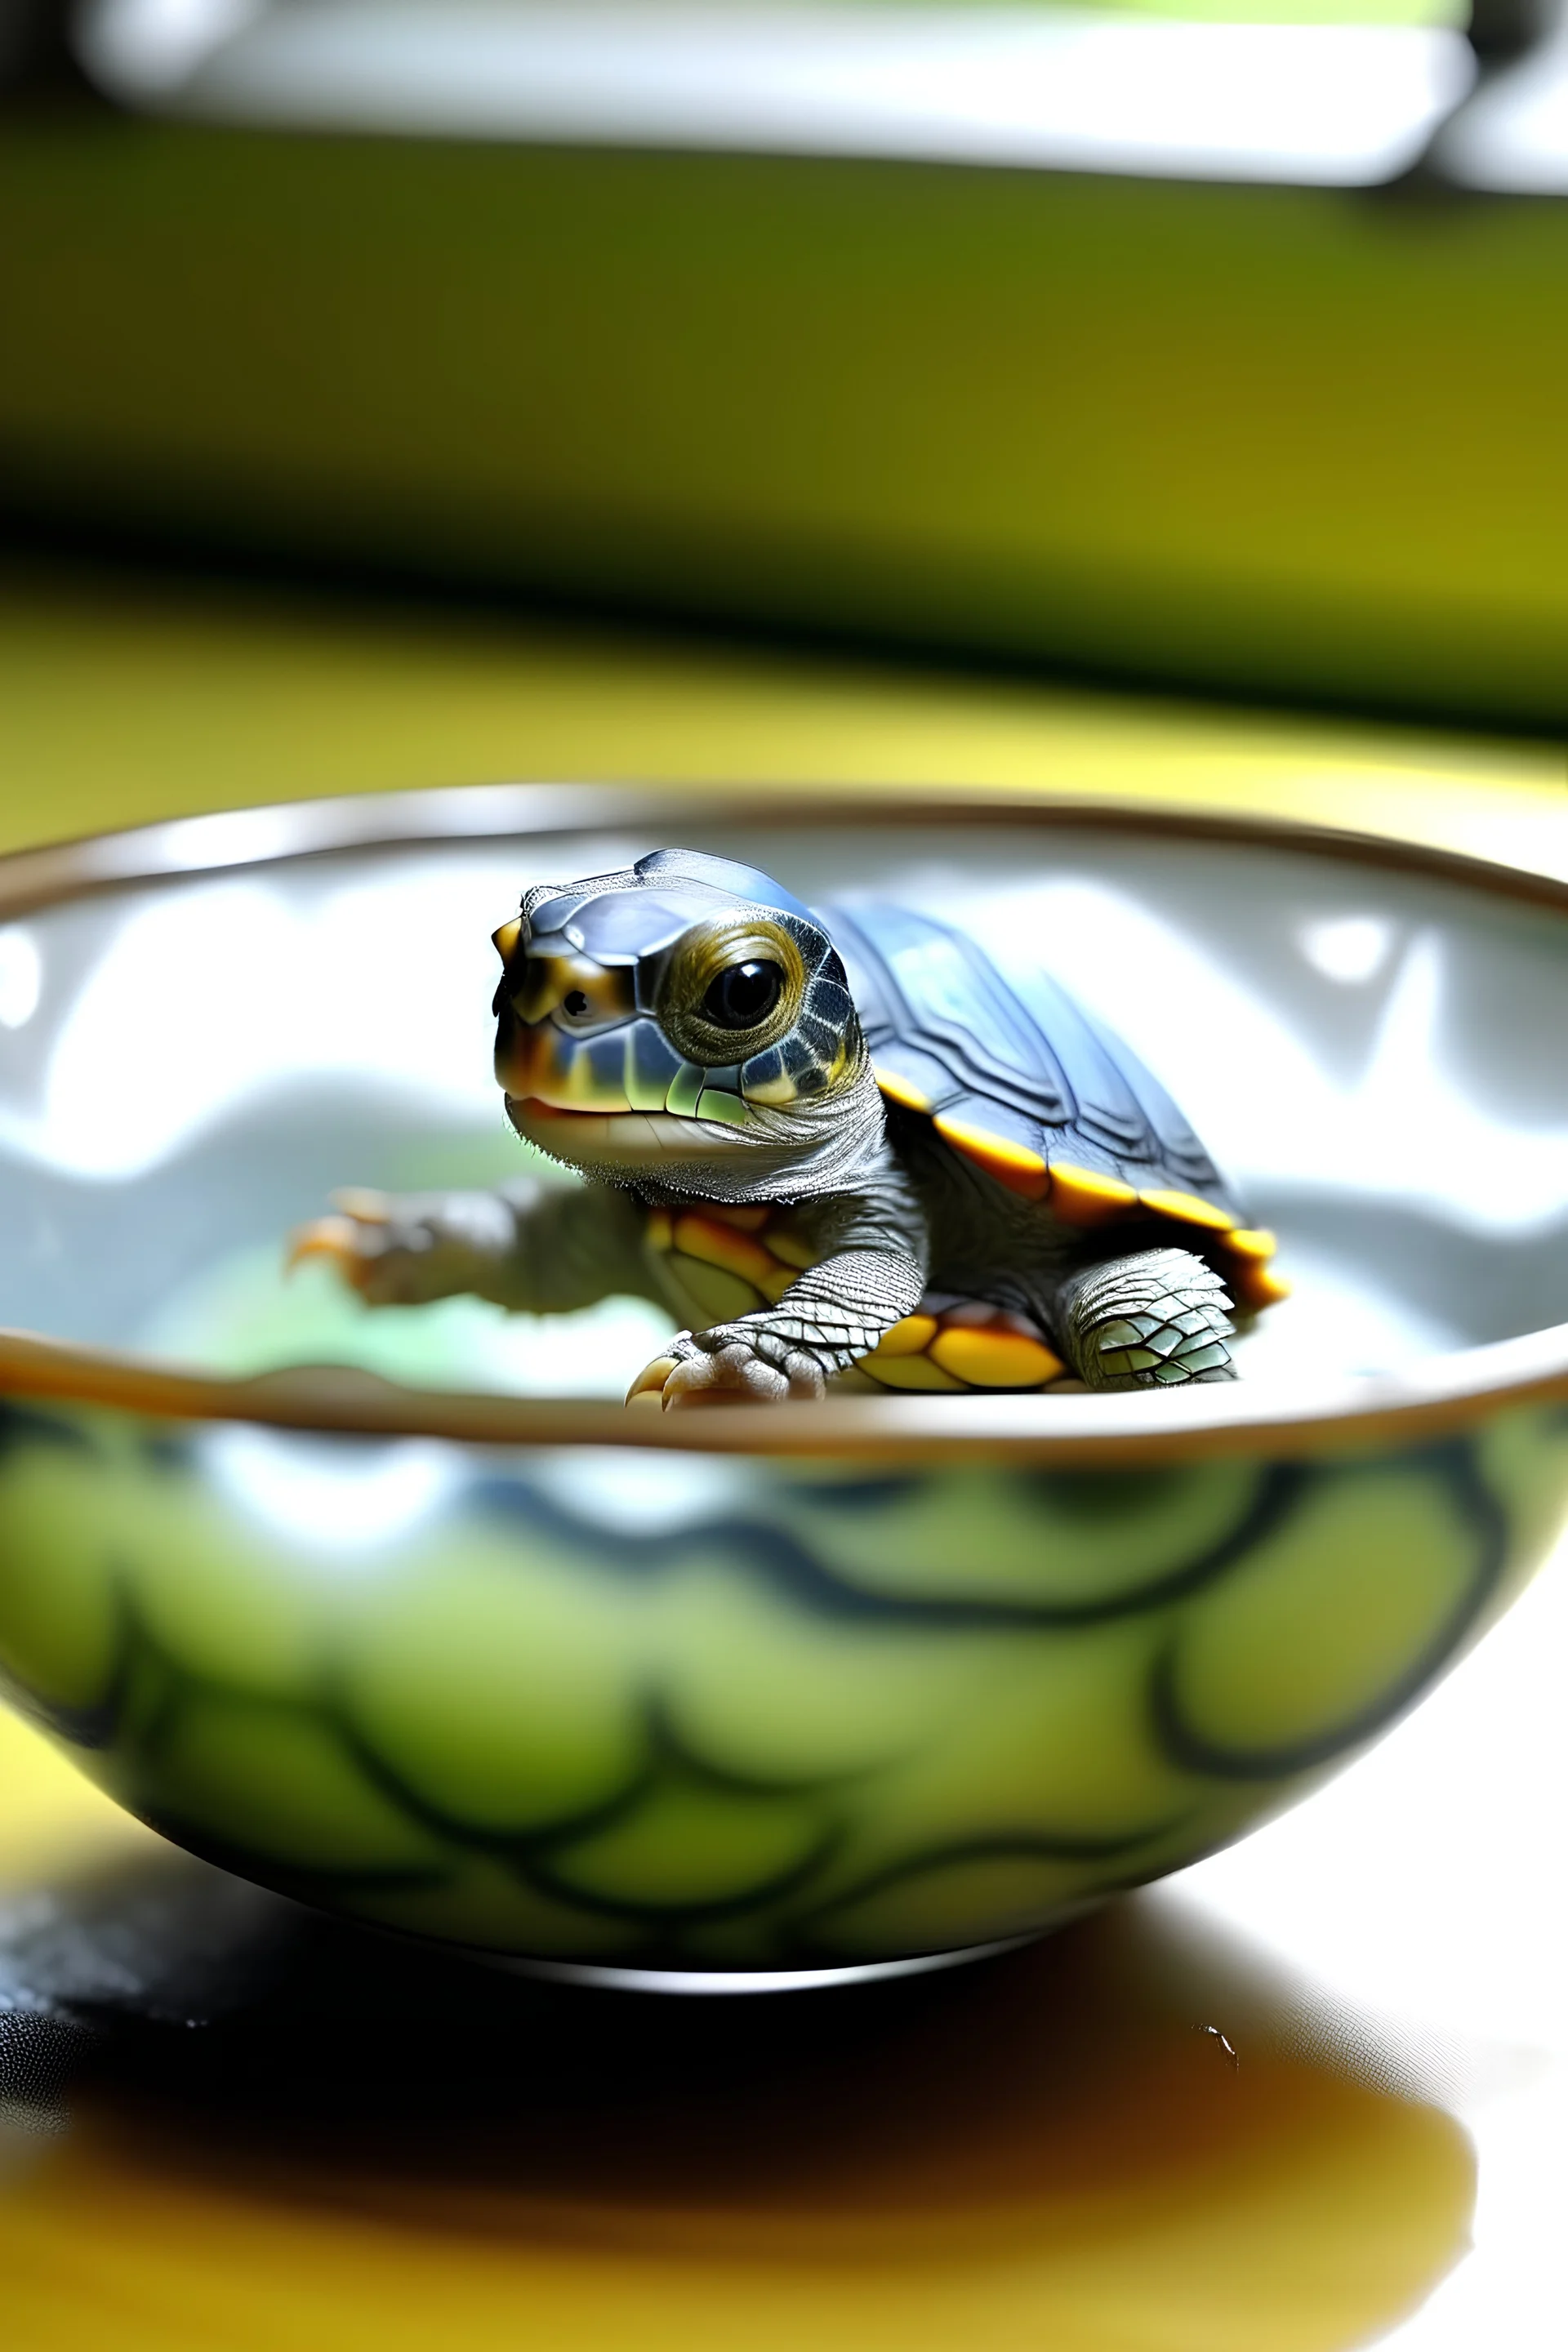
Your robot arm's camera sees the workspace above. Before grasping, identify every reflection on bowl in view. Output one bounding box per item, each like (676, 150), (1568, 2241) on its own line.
(0, 786), (1565, 1982)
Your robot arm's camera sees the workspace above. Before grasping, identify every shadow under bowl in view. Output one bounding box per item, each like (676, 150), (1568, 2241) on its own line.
(0, 782), (1565, 1984)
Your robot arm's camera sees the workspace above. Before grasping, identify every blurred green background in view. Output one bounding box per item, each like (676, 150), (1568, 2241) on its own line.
(4, 0), (1568, 740)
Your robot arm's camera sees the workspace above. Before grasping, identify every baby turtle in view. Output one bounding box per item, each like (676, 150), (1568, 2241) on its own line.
(296, 849), (1287, 1404)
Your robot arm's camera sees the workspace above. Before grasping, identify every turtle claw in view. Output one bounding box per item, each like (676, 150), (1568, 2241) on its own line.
(287, 1188), (399, 1281)
(626, 1354), (683, 1409)
(284, 1187), (489, 1307)
(286, 1212), (376, 1290)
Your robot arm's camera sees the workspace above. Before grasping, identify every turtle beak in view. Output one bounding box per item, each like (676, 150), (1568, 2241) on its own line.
(492, 915), (524, 964)
(497, 1017), (642, 1114)
(492, 942), (639, 1112)
(495, 1017), (558, 1101)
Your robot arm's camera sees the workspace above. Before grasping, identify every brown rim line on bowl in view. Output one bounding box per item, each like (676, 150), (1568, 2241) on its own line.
(0, 1325), (1566, 1469)
(0, 779), (1566, 1464)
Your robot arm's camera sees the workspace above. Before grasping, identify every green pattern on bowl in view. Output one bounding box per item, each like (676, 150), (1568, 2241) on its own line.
(2, 1395), (1561, 1970)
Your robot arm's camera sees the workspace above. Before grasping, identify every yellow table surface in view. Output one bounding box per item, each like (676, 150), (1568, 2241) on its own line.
(1, 558), (1565, 868)
(1, 563), (1566, 2351)
(0, 1708), (1481, 2352)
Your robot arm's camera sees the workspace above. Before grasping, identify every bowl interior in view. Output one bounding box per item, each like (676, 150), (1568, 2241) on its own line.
(2, 814), (1566, 1398)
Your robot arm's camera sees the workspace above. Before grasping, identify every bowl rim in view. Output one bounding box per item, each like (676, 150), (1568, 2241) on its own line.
(1, 777), (1566, 1467)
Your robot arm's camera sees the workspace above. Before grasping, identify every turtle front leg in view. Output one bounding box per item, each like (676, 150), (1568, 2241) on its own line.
(629, 1243), (926, 1410)
(1051, 1245), (1237, 1392)
(289, 1178), (656, 1315)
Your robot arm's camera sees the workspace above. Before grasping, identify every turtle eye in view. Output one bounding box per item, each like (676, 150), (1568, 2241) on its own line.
(702, 960), (784, 1030)
(562, 989), (591, 1018)
(660, 918), (804, 1064)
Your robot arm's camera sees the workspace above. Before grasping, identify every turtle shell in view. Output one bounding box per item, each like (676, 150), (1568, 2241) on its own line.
(821, 900), (1288, 1312)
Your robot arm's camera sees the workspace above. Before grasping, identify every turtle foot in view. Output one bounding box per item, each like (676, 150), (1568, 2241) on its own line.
(1055, 1246), (1237, 1392)
(287, 1187), (514, 1308)
(626, 1329), (827, 1410)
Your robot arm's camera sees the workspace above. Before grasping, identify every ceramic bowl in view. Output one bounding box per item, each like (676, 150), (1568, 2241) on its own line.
(0, 786), (1565, 1988)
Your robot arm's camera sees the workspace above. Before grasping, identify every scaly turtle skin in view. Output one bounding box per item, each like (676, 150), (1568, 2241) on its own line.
(295, 850), (1288, 1404)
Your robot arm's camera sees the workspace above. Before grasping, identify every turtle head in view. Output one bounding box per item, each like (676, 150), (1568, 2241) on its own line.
(491, 849), (875, 1192)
